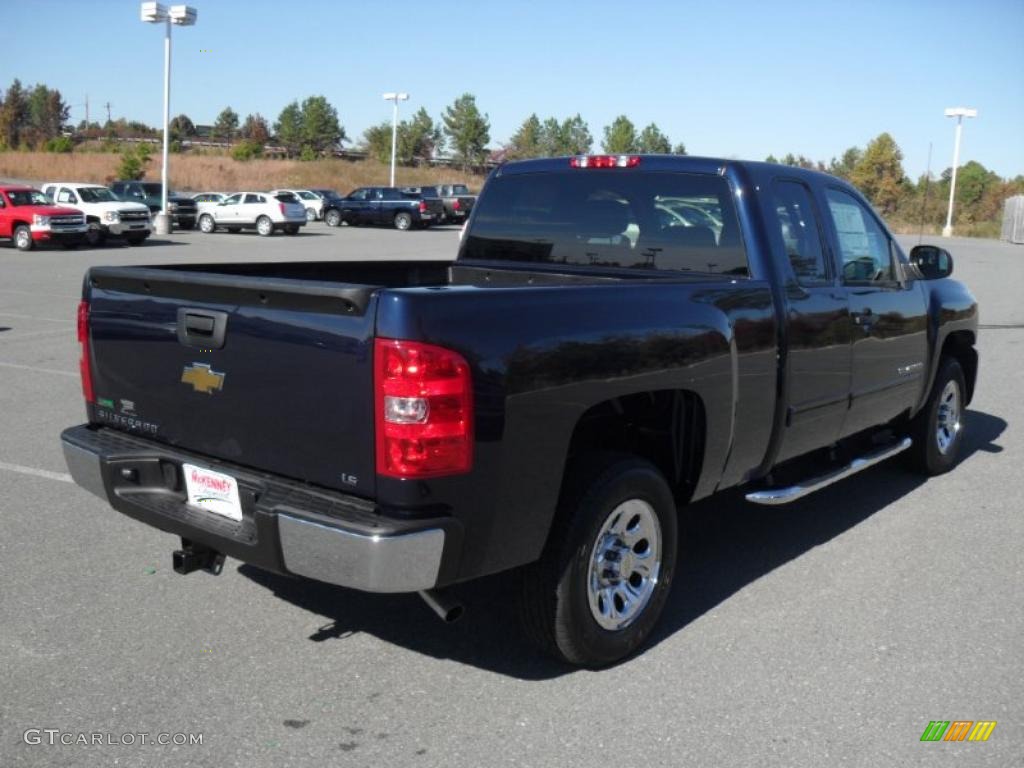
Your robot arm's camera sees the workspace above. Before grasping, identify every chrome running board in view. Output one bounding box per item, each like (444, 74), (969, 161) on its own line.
(745, 437), (912, 506)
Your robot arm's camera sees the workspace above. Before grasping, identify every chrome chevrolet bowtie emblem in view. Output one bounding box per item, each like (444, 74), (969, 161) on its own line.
(181, 362), (225, 394)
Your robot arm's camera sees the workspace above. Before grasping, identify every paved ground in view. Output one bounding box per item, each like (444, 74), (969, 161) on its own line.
(0, 226), (1021, 767)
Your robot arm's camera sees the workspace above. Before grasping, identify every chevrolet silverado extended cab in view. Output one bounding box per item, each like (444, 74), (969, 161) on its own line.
(0, 186), (86, 250)
(61, 155), (978, 666)
(322, 186), (444, 229)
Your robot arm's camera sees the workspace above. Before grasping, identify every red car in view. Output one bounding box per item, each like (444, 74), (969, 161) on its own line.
(0, 186), (87, 251)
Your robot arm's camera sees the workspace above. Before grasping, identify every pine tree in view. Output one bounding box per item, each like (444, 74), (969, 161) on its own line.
(442, 93), (490, 169)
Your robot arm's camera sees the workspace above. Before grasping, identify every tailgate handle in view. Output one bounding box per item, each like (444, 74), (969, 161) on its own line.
(177, 308), (227, 349)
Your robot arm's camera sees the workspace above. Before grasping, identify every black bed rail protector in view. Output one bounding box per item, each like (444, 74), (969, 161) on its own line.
(85, 266), (377, 317)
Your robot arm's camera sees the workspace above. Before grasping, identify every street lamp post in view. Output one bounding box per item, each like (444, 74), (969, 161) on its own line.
(382, 92), (409, 187)
(942, 106), (977, 238)
(141, 3), (197, 235)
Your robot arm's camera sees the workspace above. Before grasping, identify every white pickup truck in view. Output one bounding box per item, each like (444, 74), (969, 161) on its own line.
(196, 191), (306, 236)
(41, 182), (152, 246)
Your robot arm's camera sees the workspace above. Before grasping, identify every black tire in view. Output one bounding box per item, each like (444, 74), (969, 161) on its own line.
(14, 225), (34, 251)
(85, 221), (106, 247)
(284, 225), (300, 235)
(519, 454), (678, 667)
(907, 356), (967, 475)
(324, 208), (342, 227)
(394, 212), (413, 231)
(198, 214), (217, 234)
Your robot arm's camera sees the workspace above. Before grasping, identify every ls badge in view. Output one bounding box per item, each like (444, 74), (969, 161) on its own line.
(181, 362), (225, 394)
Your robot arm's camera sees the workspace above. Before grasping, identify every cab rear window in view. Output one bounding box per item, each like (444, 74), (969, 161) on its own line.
(462, 171), (747, 276)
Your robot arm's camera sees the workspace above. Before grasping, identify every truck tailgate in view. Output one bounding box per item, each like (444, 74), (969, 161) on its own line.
(85, 267), (378, 497)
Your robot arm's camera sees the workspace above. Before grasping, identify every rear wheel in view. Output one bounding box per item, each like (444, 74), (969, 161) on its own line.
(324, 208), (342, 227)
(519, 454), (678, 667)
(305, 207), (317, 222)
(198, 214), (217, 234)
(394, 212), (412, 231)
(284, 225), (300, 235)
(14, 225), (33, 251)
(256, 216), (274, 236)
(907, 356), (966, 475)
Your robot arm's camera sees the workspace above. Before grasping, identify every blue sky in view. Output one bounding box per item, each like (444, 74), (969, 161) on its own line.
(4, 0), (1022, 178)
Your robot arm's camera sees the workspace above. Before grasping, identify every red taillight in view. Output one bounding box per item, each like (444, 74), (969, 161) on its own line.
(374, 339), (473, 479)
(452, 199), (461, 211)
(279, 202), (286, 215)
(569, 154), (641, 169)
(418, 200), (428, 213)
(77, 300), (94, 403)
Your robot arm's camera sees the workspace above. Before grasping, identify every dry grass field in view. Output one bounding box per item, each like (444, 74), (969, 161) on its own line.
(0, 151), (487, 193)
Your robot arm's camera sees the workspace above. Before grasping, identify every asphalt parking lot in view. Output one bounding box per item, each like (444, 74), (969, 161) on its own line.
(1, 225), (1021, 767)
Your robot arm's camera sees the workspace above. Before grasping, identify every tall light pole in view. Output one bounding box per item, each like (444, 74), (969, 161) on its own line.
(141, 3), (197, 235)
(382, 92), (408, 187)
(942, 106), (977, 238)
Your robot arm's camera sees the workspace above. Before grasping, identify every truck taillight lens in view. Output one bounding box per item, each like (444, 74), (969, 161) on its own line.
(452, 199), (461, 210)
(279, 203), (286, 215)
(77, 300), (95, 403)
(569, 154), (641, 169)
(374, 339), (473, 479)
(419, 200), (428, 213)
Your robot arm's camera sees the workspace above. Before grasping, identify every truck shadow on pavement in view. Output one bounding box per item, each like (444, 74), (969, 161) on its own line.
(239, 409), (1006, 680)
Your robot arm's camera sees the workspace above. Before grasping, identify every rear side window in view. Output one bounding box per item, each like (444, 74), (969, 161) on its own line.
(824, 188), (894, 283)
(463, 171), (748, 276)
(769, 180), (828, 283)
(274, 193), (298, 203)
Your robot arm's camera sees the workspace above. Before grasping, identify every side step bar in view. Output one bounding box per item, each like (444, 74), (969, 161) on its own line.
(745, 437), (912, 506)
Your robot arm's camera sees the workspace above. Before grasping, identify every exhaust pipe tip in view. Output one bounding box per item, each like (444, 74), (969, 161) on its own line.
(418, 589), (464, 623)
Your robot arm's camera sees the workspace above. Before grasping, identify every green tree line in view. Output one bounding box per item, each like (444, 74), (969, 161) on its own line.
(767, 132), (1024, 231)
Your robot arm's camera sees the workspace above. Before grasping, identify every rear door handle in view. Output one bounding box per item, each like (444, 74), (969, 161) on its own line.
(177, 308), (228, 349)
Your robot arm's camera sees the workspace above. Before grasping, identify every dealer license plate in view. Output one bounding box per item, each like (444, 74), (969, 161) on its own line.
(182, 463), (242, 522)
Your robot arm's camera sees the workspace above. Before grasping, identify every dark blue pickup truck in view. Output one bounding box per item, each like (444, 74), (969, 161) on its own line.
(321, 185), (444, 230)
(62, 155), (978, 666)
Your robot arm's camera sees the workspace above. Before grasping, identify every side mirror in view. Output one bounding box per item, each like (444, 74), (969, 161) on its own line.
(909, 245), (953, 280)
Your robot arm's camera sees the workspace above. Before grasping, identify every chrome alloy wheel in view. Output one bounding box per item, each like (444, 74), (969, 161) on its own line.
(936, 379), (962, 455)
(587, 499), (662, 631)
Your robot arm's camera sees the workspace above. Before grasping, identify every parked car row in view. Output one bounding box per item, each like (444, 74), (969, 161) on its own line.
(1, 180), (478, 249)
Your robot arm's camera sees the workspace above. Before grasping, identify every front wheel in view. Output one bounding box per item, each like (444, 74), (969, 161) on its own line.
(14, 225), (34, 251)
(394, 212), (412, 231)
(907, 356), (967, 475)
(518, 454), (678, 667)
(324, 209), (342, 227)
(85, 222), (106, 247)
(198, 214), (217, 234)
